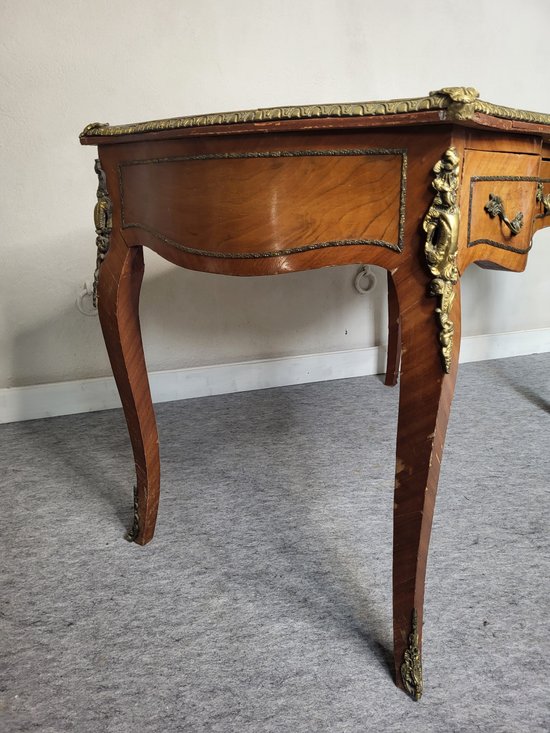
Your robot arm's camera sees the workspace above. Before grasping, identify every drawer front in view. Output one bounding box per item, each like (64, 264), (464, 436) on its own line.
(464, 150), (539, 255)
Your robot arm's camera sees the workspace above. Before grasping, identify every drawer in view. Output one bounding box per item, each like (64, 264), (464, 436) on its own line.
(463, 150), (539, 255)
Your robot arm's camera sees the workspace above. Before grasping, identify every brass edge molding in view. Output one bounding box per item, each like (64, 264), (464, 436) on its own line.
(119, 148), (408, 257)
(467, 176), (537, 254)
(79, 87), (550, 138)
(424, 147), (461, 373)
(536, 181), (550, 216)
(401, 609), (423, 701)
(92, 159), (113, 307)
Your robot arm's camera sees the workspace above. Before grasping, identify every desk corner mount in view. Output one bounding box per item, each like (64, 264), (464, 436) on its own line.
(424, 147), (461, 373)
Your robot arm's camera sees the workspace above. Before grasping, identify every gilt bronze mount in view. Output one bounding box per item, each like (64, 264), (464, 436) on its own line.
(401, 609), (423, 701)
(92, 159), (112, 307)
(424, 147), (461, 373)
(536, 181), (550, 216)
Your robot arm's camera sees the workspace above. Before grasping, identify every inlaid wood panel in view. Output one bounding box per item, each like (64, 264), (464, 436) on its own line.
(119, 149), (407, 258)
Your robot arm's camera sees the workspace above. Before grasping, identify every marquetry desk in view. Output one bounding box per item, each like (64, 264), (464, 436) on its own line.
(80, 87), (550, 700)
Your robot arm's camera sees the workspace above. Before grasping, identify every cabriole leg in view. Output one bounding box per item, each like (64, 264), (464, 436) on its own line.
(97, 239), (160, 545)
(392, 279), (461, 700)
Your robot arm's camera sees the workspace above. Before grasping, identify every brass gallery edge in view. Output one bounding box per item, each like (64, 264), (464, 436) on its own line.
(80, 87), (550, 138)
(424, 147), (461, 373)
(119, 148), (408, 257)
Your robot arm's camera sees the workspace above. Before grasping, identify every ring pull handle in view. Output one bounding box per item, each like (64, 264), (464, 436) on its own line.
(484, 193), (524, 235)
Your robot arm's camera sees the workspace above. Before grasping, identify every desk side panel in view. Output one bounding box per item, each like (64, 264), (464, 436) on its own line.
(119, 150), (405, 257)
(98, 128), (452, 275)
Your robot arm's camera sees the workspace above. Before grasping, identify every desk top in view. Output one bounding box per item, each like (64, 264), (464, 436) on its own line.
(80, 86), (550, 144)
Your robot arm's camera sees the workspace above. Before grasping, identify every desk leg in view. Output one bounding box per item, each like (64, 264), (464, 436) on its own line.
(392, 281), (461, 700)
(97, 241), (160, 545)
(385, 270), (401, 386)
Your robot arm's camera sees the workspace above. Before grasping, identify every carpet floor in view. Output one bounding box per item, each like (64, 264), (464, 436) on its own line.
(1, 353), (549, 732)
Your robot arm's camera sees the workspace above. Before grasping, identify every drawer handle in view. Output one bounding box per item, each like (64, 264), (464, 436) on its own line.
(536, 182), (550, 216)
(484, 193), (523, 235)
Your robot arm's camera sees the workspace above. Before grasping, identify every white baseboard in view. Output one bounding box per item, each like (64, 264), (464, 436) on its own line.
(1, 328), (549, 424)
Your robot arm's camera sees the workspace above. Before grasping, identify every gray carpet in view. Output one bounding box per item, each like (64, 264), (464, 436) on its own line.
(1, 354), (549, 732)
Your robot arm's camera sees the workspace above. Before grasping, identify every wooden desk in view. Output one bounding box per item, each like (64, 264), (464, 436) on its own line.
(80, 87), (550, 700)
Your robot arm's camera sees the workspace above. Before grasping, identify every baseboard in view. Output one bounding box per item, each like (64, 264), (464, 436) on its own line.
(1, 328), (549, 424)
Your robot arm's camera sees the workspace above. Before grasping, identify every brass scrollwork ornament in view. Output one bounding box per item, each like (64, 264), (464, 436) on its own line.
(536, 182), (550, 217)
(424, 147), (461, 373)
(125, 485), (140, 542)
(401, 609), (423, 701)
(484, 193), (524, 235)
(92, 159), (112, 307)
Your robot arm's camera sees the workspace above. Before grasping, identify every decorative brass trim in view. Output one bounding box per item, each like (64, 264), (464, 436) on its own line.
(484, 193), (524, 235)
(467, 176), (537, 253)
(434, 86), (480, 121)
(119, 148), (408, 256)
(536, 181), (550, 216)
(401, 609), (423, 701)
(424, 147), (461, 373)
(125, 486), (139, 542)
(79, 87), (550, 139)
(92, 159), (112, 307)
(82, 122), (109, 136)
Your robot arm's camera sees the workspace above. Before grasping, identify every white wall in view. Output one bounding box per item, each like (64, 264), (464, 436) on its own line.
(1, 0), (549, 391)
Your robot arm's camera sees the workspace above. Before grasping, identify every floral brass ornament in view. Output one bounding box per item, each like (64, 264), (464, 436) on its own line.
(126, 485), (139, 542)
(424, 147), (461, 373)
(92, 159), (112, 307)
(401, 609), (423, 701)
(484, 193), (524, 235)
(434, 86), (480, 120)
(536, 182), (550, 216)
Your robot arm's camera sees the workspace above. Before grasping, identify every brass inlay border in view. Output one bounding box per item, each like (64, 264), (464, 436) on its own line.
(119, 148), (408, 258)
(424, 147), (461, 374)
(401, 609), (423, 701)
(92, 159), (112, 307)
(467, 176), (538, 254)
(80, 87), (550, 138)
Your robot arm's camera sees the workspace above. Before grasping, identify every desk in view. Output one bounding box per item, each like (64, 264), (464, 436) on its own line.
(80, 87), (550, 699)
